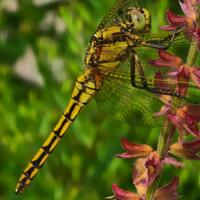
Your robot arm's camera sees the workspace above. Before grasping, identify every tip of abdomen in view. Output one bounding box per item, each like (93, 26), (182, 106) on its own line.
(15, 182), (25, 194)
(15, 172), (32, 194)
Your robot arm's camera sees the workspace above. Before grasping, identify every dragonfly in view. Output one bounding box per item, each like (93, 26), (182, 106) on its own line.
(15, 0), (200, 193)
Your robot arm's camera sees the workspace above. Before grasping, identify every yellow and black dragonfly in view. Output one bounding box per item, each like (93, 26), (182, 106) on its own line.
(15, 0), (200, 193)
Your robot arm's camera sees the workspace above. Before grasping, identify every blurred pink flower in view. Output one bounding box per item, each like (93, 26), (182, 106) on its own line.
(155, 103), (200, 137)
(161, 0), (199, 28)
(168, 105), (200, 137)
(112, 138), (181, 199)
(150, 50), (200, 95)
(111, 184), (143, 200)
(112, 176), (179, 200)
(144, 152), (163, 186)
(154, 177), (180, 200)
(161, 0), (200, 47)
(133, 152), (163, 196)
(170, 139), (200, 159)
(116, 138), (153, 159)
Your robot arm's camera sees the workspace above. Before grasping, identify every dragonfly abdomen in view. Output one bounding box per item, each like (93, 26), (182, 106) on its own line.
(15, 69), (103, 193)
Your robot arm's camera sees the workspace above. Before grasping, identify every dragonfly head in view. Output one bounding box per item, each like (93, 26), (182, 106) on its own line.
(125, 7), (151, 33)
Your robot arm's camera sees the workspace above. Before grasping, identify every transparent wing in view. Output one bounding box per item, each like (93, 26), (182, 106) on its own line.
(96, 0), (136, 31)
(96, 69), (164, 127)
(95, 45), (200, 127)
(95, 72), (199, 127)
(95, 54), (165, 127)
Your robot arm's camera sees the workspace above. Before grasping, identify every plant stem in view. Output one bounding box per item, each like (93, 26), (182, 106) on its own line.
(146, 40), (199, 200)
(186, 41), (199, 66)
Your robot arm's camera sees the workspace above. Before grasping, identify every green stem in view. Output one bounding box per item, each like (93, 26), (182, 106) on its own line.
(186, 41), (199, 66)
(146, 40), (199, 200)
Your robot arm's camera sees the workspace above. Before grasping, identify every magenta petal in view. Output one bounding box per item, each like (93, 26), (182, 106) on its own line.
(149, 60), (175, 67)
(116, 152), (136, 159)
(170, 141), (200, 160)
(158, 50), (174, 61)
(179, 0), (187, 13)
(185, 104), (200, 122)
(182, 139), (200, 150)
(154, 71), (164, 80)
(179, 0), (190, 16)
(160, 25), (179, 31)
(158, 50), (183, 66)
(190, 67), (200, 87)
(117, 138), (153, 159)
(112, 184), (142, 200)
(150, 50), (183, 68)
(163, 157), (184, 168)
(168, 115), (181, 128)
(155, 177), (179, 200)
(166, 10), (186, 25)
(168, 70), (179, 77)
(179, 0), (199, 21)
(153, 105), (170, 117)
(183, 124), (200, 136)
(168, 105), (200, 137)
(120, 138), (140, 151)
(145, 152), (163, 185)
(192, 67), (200, 76)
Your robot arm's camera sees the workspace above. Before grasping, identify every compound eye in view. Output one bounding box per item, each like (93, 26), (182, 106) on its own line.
(126, 8), (146, 31)
(131, 11), (146, 31)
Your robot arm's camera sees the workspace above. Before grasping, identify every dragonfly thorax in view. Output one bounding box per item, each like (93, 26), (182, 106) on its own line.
(85, 26), (132, 74)
(125, 7), (151, 33)
(84, 7), (152, 75)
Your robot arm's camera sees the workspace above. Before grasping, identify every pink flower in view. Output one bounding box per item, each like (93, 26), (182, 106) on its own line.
(150, 50), (183, 68)
(112, 139), (182, 199)
(161, 10), (186, 31)
(111, 173), (180, 200)
(150, 50), (200, 95)
(161, 0), (199, 29)
(168, 105), (200, 137)
(116, 138), (153, 159)
(155, 103), (200, 137)
(163, 157), (184, 168)
(144, 152), (163, 186)
(154, 177), (180, 200)
(170, 139), (200, 160)
(133, 151), (163, 196)
(111, 178), (179, 200)
(161, 0), (200, 47)
(133, 152), (181, 196)
(179, 0), (200, 21)
(111, 184), (143, 200)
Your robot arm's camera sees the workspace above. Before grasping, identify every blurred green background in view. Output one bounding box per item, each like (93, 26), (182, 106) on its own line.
(0, 0), (200, 199)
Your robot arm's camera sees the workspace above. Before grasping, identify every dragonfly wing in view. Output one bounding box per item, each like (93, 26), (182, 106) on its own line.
(96, 73), (164, 127)
(95, 57), (165, 127)
(96, 0), (137, 31)
(95, 45), (200, 127)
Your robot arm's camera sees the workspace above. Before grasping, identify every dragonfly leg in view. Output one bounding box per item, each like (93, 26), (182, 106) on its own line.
(142, 29), (181, 49)
(130, 52), (150, 89)
(130, 52), (181, 97)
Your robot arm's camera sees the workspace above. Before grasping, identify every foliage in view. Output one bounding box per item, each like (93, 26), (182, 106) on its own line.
(0, 0), (200, 199)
